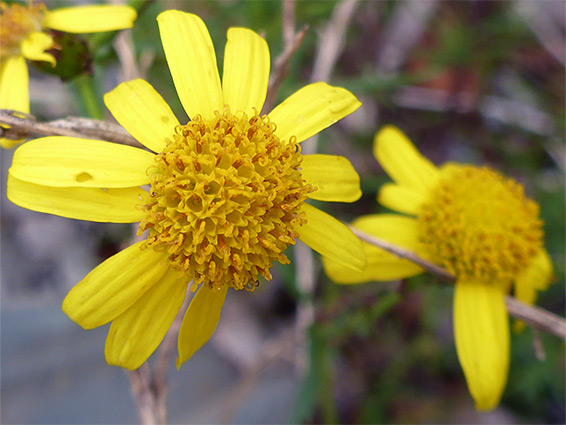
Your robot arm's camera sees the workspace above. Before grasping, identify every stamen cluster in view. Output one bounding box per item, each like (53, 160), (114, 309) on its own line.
(139, 107), (313, 291)
(417, 164), (543, 283)
(0, 2), (46, 59)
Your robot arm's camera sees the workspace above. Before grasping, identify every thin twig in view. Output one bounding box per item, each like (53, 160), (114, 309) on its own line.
(152, 288), (192, 424)
(294, 241), (316, 375)
(219, 326), (297, 423)
(127, 364), (157, 425)
(505, 297), (565, 341)
(310, 0), (359, 83)
(303, 0), (360, 156)
(351, 227), (454, 281)
(282, 0), (296, 48)
(0, 109), (142, 147)
(375, 0), (439, 73)
(263, 24), (309, 114)
(514, 0), (566, 67)
(351, 227), (566, 340)
(114, 29), (142, 82)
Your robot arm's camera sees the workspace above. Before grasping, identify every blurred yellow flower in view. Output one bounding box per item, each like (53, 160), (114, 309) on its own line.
(323, 125), (553, 411)
(0, 1), (137, 148)
(7, 11), (365, 370)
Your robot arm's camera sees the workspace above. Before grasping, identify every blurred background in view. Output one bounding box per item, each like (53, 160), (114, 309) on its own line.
(1, 0), (564, 423)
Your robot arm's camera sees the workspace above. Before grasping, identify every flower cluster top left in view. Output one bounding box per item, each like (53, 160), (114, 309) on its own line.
(0, 1), (137, 148)
(7, 10), (366, 370)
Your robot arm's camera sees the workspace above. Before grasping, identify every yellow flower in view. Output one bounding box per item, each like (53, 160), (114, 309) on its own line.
(0, 1), (137, 148)
(7, 11), (365, 370)
(323, 126), (553, 411)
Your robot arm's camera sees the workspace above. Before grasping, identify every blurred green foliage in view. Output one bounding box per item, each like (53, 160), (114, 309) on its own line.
(25, 0), (565, 423)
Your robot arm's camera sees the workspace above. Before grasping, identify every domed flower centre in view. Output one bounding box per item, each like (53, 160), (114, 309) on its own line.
(138, 107), (314, 291)
(0, 2), (46, 59)
(417, 164), (543, 283)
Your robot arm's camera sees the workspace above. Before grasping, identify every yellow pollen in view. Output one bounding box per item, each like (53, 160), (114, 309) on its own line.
(417, 164), (543, 283)
(0, 2), (46, 59)
(138, 106), (314, 291)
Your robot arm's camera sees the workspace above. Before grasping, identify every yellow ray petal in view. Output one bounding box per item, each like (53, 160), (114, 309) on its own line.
(7, 175), (146, 223)
(222, 27), (270, 116)
(62, 242), (169, 330)
(322, 214), (424, 283)
(0, 55), (29, 112)
(21, 32), (55, 65)
(177, 285), (228, 368)
(298, 203), (365, 272)
(43, 5), (136, 33)
(269, 82), (361, 143)
(0, 56), (28, 148)
(104, 79), (179, 153)
(10, 136), (155, 188)
(374, 126), (439, 193)
(378, 183), (426, 215)
(302, 154), (361, 203)
(513, 249), (553, 332)
(453, 280), (509, 411)
(157, 10), (222, 120)
(105, 269), (188, 370)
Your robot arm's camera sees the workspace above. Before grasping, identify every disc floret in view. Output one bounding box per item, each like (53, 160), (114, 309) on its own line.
(417, 164), (543, 283)
(139, 107), (314, 291)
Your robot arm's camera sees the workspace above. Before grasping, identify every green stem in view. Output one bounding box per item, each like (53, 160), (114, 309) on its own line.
(71, 74), (104, 120)
(320, 357), (339, 424)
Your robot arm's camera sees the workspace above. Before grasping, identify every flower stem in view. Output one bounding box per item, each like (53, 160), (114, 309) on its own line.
(71, 75), (104, 120)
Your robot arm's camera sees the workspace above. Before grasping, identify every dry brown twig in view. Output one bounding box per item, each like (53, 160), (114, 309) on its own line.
(303, 0), (359, 156)
(219, 326), (297, 423)
(127, 364), (158, 425)
(351, 227), (566, 341)
(262, 0), (309, 114)
(151, 289), (192, 424)
(0, 109), (142, 147)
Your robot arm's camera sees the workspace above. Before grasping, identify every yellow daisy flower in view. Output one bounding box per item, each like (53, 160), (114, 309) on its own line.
(0, 1), (137, 148)
(323, 125), (553, 411)
(7, 10), (365, 370)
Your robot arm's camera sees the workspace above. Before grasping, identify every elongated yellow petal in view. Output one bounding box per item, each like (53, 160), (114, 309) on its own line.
(222, 27), (270, 116)
(374, 126), (439, 193)
(105, 269), (188, 370)
(302, 154), (361, 203)
(513, 249), (553, 332)
(104, 79), (179, 153)
(21, 32), (55, 65)
(378, 183), (426, 215)
(298, 203), (365, 272)
(62, 242), (169, 330)
(269, 82), (361, 143)
(157, 11), (222, 120)
(10, 137), (155, 188)
(0, 55), (29, 112)
(0, 56), (28, 148)
(7, 175), (146, 223)
(43, 5), (136, 33)
(177, 285), (228, 368)
(454, 280), (509, 411)
(322, 214), (424, 283)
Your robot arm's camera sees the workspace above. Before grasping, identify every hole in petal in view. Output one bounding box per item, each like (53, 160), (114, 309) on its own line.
(75, 172), (93, 182)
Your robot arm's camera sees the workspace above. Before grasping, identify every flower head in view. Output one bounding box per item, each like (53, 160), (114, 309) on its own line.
(323, 125), (553, 411)
(8, 11), (365, 370)
(0, 1), (137, 148)
(140, 108), (313, 291)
